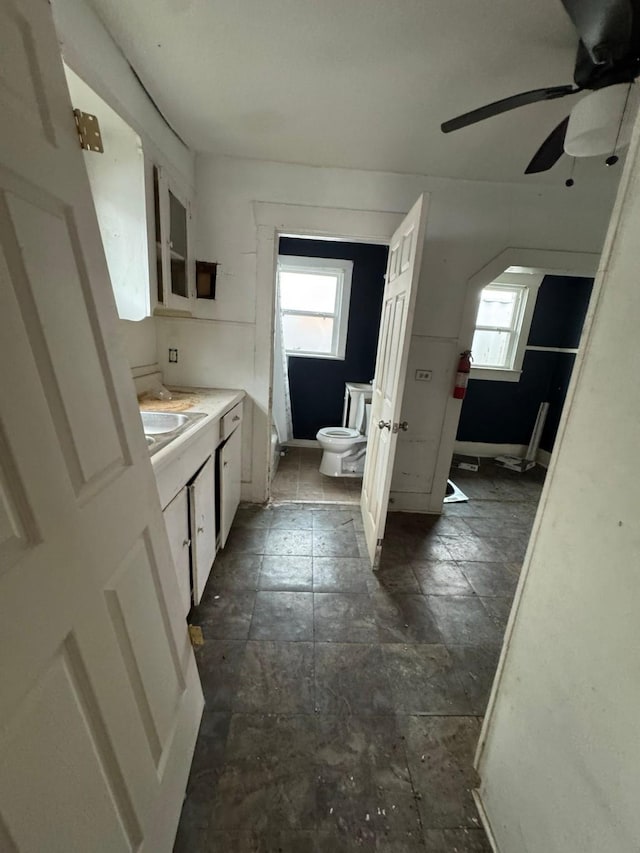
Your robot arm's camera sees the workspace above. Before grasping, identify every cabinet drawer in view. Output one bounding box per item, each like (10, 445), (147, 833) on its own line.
(220, 401), (243, 441)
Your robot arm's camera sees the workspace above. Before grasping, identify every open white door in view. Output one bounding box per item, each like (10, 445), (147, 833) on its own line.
(0, 1), (203, 851)
(361, 195), (428, 565)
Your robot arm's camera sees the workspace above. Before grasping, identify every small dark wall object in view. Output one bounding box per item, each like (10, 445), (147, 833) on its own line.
(196, 261), (218, 299)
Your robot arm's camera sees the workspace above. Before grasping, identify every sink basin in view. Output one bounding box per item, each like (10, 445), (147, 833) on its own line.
(140, 409), (208, 456)
(140, 411), (190, 435)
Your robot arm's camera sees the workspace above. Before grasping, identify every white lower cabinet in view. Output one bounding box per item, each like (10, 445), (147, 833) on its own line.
(158, 399), (244, 612)
(189, 455), (217, 606)
(220, 425), (242, 548)
(162, 487), (192, 617)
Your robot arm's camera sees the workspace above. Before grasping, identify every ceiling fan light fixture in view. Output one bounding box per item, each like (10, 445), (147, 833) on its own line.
(564, 83), (639, 156)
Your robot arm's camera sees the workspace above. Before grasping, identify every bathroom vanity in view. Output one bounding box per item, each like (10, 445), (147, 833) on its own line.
(141, 388), (245, 614)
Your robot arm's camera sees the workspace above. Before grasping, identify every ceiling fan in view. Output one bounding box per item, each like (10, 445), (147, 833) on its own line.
(441, 0), (640, 174)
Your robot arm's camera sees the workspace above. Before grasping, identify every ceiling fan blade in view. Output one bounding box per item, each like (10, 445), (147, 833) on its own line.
(441, 85), (579, 133)
(524, 116), (570, 174)
(560, 0), (633, 66)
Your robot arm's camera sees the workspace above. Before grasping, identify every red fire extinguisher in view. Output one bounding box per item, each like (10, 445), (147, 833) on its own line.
(453, 350), (472, 399)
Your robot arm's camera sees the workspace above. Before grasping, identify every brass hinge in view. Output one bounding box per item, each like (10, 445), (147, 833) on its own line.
(73, 108), (104, 153)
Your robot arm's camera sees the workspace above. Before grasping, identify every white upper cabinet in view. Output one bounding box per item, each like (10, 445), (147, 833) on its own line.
(154, 165), (194, 314)
(63, 65), (195, 321)
(63, 65), (151, 322)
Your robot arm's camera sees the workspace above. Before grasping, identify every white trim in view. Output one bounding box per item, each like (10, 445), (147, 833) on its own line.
(526, 345), (579, 354)
(454, 441), (529, 458)
(284, 439), (320, 448)
(278, 255), (353, 360)
(470, 367), (522, 383)
(130, 362), (160, 379)
(472, 790), (500, 853)
(470, 272), (543, 379)
(254, 201), (404, 503)
(536, 448), (552, 467)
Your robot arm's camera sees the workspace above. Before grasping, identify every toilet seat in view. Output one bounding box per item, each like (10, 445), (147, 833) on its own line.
(318, 427), (360, 440)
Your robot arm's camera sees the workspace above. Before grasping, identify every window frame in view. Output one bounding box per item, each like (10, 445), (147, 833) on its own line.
(470, 272), (543, 382)
(277, 255), (353, 360)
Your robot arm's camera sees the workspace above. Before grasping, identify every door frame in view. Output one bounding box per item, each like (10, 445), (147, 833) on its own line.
(430, 247), (600, 513)
(253, 202), (416, 503)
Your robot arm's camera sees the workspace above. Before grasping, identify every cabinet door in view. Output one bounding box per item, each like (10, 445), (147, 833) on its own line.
(163, 488), (191, 617)
(153, 167), (193, 313)
(189, 456), (217, 605)
(220, 426), (242, 547)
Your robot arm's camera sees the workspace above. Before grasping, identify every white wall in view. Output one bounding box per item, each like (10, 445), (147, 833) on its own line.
(161, 155), (617, 504)
(475, 108), (640, 853)
(52, 0), (195, 371)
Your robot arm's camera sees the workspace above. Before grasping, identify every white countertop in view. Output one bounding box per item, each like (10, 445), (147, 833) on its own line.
(142, 387), (244, 472)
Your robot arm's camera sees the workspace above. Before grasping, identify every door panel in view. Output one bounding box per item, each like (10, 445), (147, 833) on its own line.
(4, 185), (127, 493)
(0, 1), (203, 849)
(105, 534), (186, 764)
(0, 642), (139, 853)
(189, 456), (216, 605)
(163, 488), (192, 617)
(361, 195), (428, 565)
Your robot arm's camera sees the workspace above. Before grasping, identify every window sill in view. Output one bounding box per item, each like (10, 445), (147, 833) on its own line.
(286, 351), (345, 361)
(471, 367), (522, 383)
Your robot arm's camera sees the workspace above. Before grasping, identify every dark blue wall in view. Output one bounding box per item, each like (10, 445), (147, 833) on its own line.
(456, 275), (593, 453)
(279, 237), (388, 440)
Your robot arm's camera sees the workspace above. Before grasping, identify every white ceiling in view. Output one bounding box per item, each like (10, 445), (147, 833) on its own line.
(88, 0), (624, 184)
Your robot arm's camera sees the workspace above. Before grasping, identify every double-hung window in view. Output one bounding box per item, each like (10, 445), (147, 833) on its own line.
(277, 256), (353, 360)
(471, 272), (543, 381)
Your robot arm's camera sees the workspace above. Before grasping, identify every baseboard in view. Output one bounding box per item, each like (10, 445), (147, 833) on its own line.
(454, 441), (528, 459)
(284, 439), (320, 448)
(472, 789), (500, 853)
(389, 491), (441, 514)
(536, 448), (552, 468)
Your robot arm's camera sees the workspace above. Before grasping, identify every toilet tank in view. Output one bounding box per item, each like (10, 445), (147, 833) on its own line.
(354, 396), (372, 435)
(344, 382), (373, 429)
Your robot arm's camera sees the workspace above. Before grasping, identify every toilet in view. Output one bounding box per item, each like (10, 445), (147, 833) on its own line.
(316, 398), (371, 477)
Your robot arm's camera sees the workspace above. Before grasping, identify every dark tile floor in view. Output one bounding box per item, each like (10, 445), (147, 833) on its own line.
(175, 462), (545, 851)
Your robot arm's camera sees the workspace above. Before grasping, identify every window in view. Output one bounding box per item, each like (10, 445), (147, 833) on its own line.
(277, 256), (353, 359)
(471, 272), (543, 381)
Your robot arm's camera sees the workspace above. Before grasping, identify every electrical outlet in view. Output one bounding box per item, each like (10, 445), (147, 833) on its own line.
(415, 369), (432, 382)
(168, 348), (178, 363)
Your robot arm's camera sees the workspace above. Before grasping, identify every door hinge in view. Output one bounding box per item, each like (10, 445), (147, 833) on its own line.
(73, 109), (104, 153)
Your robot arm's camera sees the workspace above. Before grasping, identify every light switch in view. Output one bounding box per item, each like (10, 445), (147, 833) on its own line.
(168, 348), (179, 363)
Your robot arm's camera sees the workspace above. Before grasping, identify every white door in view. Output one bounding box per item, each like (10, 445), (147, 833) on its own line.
(0, 2), (203, 851)
(189, 456), (217, 605)
(163, 488), (192, 617)
(361, 195), (428, 565)
(220, 426), (242, 547)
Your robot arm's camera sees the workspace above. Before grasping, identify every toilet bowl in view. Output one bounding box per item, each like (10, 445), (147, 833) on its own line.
(316, 399), (371, 478)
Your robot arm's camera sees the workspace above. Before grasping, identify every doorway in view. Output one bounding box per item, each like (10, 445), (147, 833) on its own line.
(271, 236), (389, 505)
(445, 261), (596, 531)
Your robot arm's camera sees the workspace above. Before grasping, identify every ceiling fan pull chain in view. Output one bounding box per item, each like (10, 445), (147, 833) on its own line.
(565, 157), (576, 187)
(606, 82), (634, 166)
